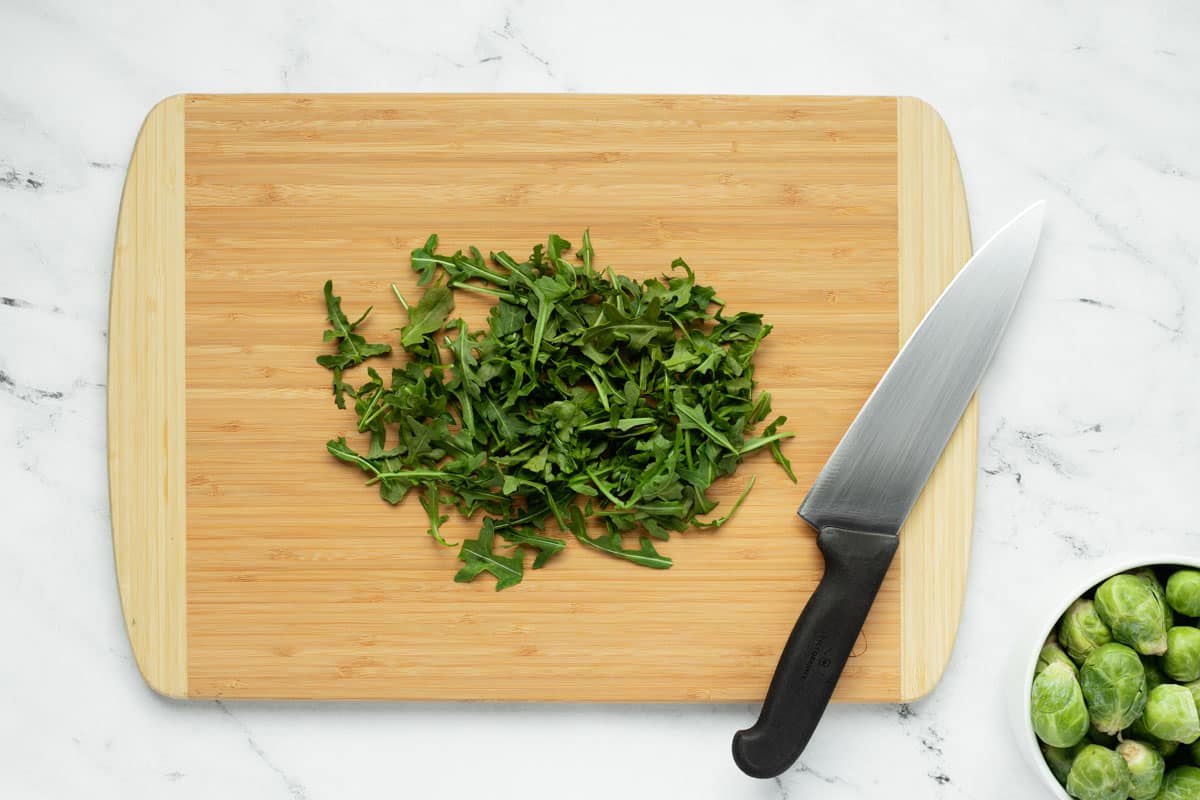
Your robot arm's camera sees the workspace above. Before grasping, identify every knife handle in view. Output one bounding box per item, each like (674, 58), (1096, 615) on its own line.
(732, 526), (899, 779)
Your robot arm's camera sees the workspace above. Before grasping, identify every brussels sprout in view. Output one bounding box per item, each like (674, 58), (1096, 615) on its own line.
(1040, 638), (1079, 677)
(1095, 574), (1170, 656)
(1116, 740), (1166, 800)
(1042, 742), (1077, 785)
(1164, 627), (1200, 683)
(1133, 568), (1176, 631)
(1143, 684), (1200, 744)
(1167, 570), (1200, 617)
(1129, 715), (1180, 758)
(1065, 744), (1133, 800)
(1155, 766), (1200, 800)
(1081, 643), (1148, 734)
(1186, 679), (1200, 710)
(1032, 660), (1091, 747)
(1061, 598), (1115, 663)
(1146, 659), (1169, 691)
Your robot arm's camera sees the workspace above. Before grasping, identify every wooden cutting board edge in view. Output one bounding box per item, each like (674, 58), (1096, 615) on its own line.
(107, 94), (973, 703)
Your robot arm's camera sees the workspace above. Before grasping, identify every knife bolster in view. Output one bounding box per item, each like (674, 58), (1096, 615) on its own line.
(817, 526), (900, 583)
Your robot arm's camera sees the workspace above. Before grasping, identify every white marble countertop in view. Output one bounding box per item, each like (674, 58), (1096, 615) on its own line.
(3, 1), (1198, 797)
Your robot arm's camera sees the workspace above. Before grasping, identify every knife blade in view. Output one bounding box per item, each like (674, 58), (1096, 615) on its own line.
(732, 201), (1046, 779)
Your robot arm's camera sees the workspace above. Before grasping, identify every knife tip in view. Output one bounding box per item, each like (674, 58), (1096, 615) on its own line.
(1001, 200), (1047, 251)
(1022, 198), (1047, 226)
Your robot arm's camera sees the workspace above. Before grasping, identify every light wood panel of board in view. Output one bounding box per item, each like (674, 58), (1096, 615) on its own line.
(109, 95), (188, 698)
(896, 97), (975, 699)
(110, 94), (972, 702)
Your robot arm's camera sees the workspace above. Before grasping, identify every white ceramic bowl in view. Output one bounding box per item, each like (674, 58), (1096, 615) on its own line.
(1011, 552), (1200, 799)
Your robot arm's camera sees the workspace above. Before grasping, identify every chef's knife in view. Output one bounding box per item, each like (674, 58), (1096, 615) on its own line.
(732, 201), (1047, 779)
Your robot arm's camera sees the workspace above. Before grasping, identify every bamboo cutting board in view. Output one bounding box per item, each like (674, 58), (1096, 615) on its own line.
(109, 94), (973, 702)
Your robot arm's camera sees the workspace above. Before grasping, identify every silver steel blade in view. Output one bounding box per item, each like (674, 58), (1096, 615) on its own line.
(798, 201), (1046, 535)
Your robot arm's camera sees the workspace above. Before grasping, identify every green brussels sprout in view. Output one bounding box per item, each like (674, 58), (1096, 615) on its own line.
(1163, 627), (1200, 683)
(1042, 742), (1077, 785)
(1061, 598), (1115, 663)
(1065, 744), (1133, 800)
(1154, 766), (1200, 800)
(1129, 715), (1180, 758)
(1146, 659), (1169, 691)
(1167, 570), (1200, 617)
(1095, 574), (1170, 656)
(1186, 680), (1200, 710)
(1143, 684), (1200, 744)
(1032, 660), (1091, 747)
(1039, 638), (1079, 677)
(1133, 568), (1175, 628)
(1081, 643), (1148, 734)
(1116, 740), (1166, 800)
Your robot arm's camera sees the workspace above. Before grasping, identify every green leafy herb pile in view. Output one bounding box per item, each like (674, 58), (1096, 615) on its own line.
(316, 232), (795, 590)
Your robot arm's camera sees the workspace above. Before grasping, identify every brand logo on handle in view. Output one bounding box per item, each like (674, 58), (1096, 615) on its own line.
(800, 636), (826, 679)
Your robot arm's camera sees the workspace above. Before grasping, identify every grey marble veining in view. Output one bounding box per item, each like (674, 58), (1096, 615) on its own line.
(2, 1), (1198, 798)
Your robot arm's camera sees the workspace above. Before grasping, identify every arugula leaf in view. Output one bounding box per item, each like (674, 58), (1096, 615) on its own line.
(764, 415), (798, 483)
(496, 528), (566, 569)
(674, 395), (738, 454)
(410, 234), (444, 285)
(455, 520), (525, 590)
(566, 506), (672, 569)
(419, 484), (455, 547)
(327, 436), (379, 475)
(694, 475), (757, 528)
(399, 285), (454, 347)
(315, 281), (392, 407)
(739, 431), (794, 455)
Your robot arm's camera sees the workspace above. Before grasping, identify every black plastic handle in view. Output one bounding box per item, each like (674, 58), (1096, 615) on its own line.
(732, 526), (899, 779)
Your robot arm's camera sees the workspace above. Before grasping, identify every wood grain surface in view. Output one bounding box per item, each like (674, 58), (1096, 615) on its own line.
(110, 94), (972, 702)
(109, 95), (188, 698)
(896, 97), (974, 699)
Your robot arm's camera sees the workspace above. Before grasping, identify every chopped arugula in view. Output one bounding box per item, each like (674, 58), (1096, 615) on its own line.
(316, 232), (795, 589)
(316, 281), (392, 408)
